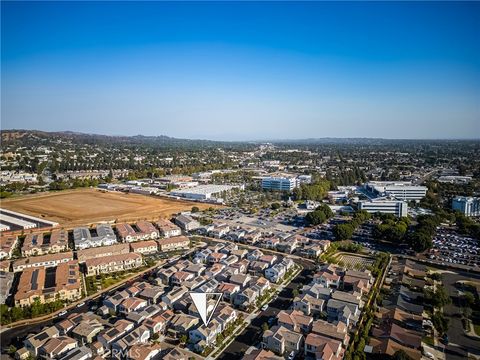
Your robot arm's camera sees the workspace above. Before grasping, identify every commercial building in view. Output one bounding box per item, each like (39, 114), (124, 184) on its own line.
(22, 230), (69, 257)
(358, 200), (408, 217)
(170, 184), (243, 200)
(261, 175), (297, 191)
(452, 196), (480, 217)
(364, 181), (427, 201)
(73, 224), (117, 250)
(0, 209), (58, 230)
(13, 251), (74, 272)
(15, 261), (82, 306)
(0, 213), (37, 230)
(85, 253), (143, 276)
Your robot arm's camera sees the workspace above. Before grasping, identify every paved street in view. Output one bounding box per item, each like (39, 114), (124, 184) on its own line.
(217, 259), (315, 360)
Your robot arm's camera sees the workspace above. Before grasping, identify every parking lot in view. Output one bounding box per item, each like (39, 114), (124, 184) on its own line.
(428, 227), (479, 268)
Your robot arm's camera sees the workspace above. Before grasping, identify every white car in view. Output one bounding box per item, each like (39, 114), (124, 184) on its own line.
(261, 304), (269, 311)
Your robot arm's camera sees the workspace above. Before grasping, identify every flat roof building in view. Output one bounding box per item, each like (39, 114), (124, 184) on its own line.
(358, 199), (408, 217)
(261, 175), (297, 192)
(452, 196), (480, 217)
(364, 181), (427, 201)
(170, 184), (243, 200)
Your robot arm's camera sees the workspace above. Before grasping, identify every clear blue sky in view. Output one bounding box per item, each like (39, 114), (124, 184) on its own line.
(1, 1), (479, 140)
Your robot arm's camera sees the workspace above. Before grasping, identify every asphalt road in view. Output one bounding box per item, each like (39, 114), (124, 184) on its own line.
(441, 270), (480, 360)
(217, 259), (315, 360)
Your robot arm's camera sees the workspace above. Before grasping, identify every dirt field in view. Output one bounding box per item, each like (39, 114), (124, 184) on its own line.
(1, 189), (218, 228)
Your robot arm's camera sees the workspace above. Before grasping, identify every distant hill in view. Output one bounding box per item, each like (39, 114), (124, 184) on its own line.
(0, 129), (230, 148)
(1, 129), (477, 148)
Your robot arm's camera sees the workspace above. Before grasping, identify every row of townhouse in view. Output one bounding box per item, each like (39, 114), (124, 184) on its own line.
(74, 219), (183, 250)
(18, 308), (187, 360)
(313, 263), (374, 295)
(21, 229), (69, 257)
(203, 222), (333, 259)
(116, 221), (159, 242)
(74, 224), (118, 250)
(85, 253), (144, 276)
(20, 313), (105, 359)
(368, 259), (427, 360)
(260, 263), (375, 359)
(129, 236), (190, 254)
(262, 309), (349, 360)
(0, 235), (19, 259)
(13, 251), (74, 272)
(14, 260), (82, 306)
(16, 241), (278, 360)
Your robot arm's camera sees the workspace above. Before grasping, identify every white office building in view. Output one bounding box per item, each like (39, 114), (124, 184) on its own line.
(364, 181), (427, 201)
(170, 184), (243, 200)
(262, 176), (297, 191)
(358, 200), (408, 217)
(452, 196), (480, 217)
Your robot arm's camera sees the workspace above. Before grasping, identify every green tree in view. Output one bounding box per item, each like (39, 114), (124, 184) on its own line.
(333, 223), (354, 240)
(393, 350), (412, 360)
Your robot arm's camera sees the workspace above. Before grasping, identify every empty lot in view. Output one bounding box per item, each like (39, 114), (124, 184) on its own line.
(336, 253), (375, 271)
(1, 189), (217, 228)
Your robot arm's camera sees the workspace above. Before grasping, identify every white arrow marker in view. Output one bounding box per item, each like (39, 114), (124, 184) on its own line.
(189, 292), (222, 326)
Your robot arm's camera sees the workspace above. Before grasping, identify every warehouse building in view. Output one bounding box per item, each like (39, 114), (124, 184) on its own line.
(170, 184), (243, 200)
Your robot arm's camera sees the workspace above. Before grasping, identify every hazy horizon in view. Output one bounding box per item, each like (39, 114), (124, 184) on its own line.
(2, 2), (479, 140)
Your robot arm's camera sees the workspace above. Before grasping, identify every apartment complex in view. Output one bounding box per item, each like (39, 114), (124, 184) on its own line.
(73, 224), (117, 250)
(22, 229), (68, 257)
(15, 261), (82, 306)
(156, 236), (190, 252)
(116, 221), (158, 242)
(85, 253), (143, 276)
(452, 196), (480, 217)
(13, 251), (74, 272)
(155, 219), (182, 238)
(0, 235), (18, 260)
(77, 243), (130, 262)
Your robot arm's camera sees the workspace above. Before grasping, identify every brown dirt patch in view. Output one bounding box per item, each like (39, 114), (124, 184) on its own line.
(1, 188), (218, 228)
